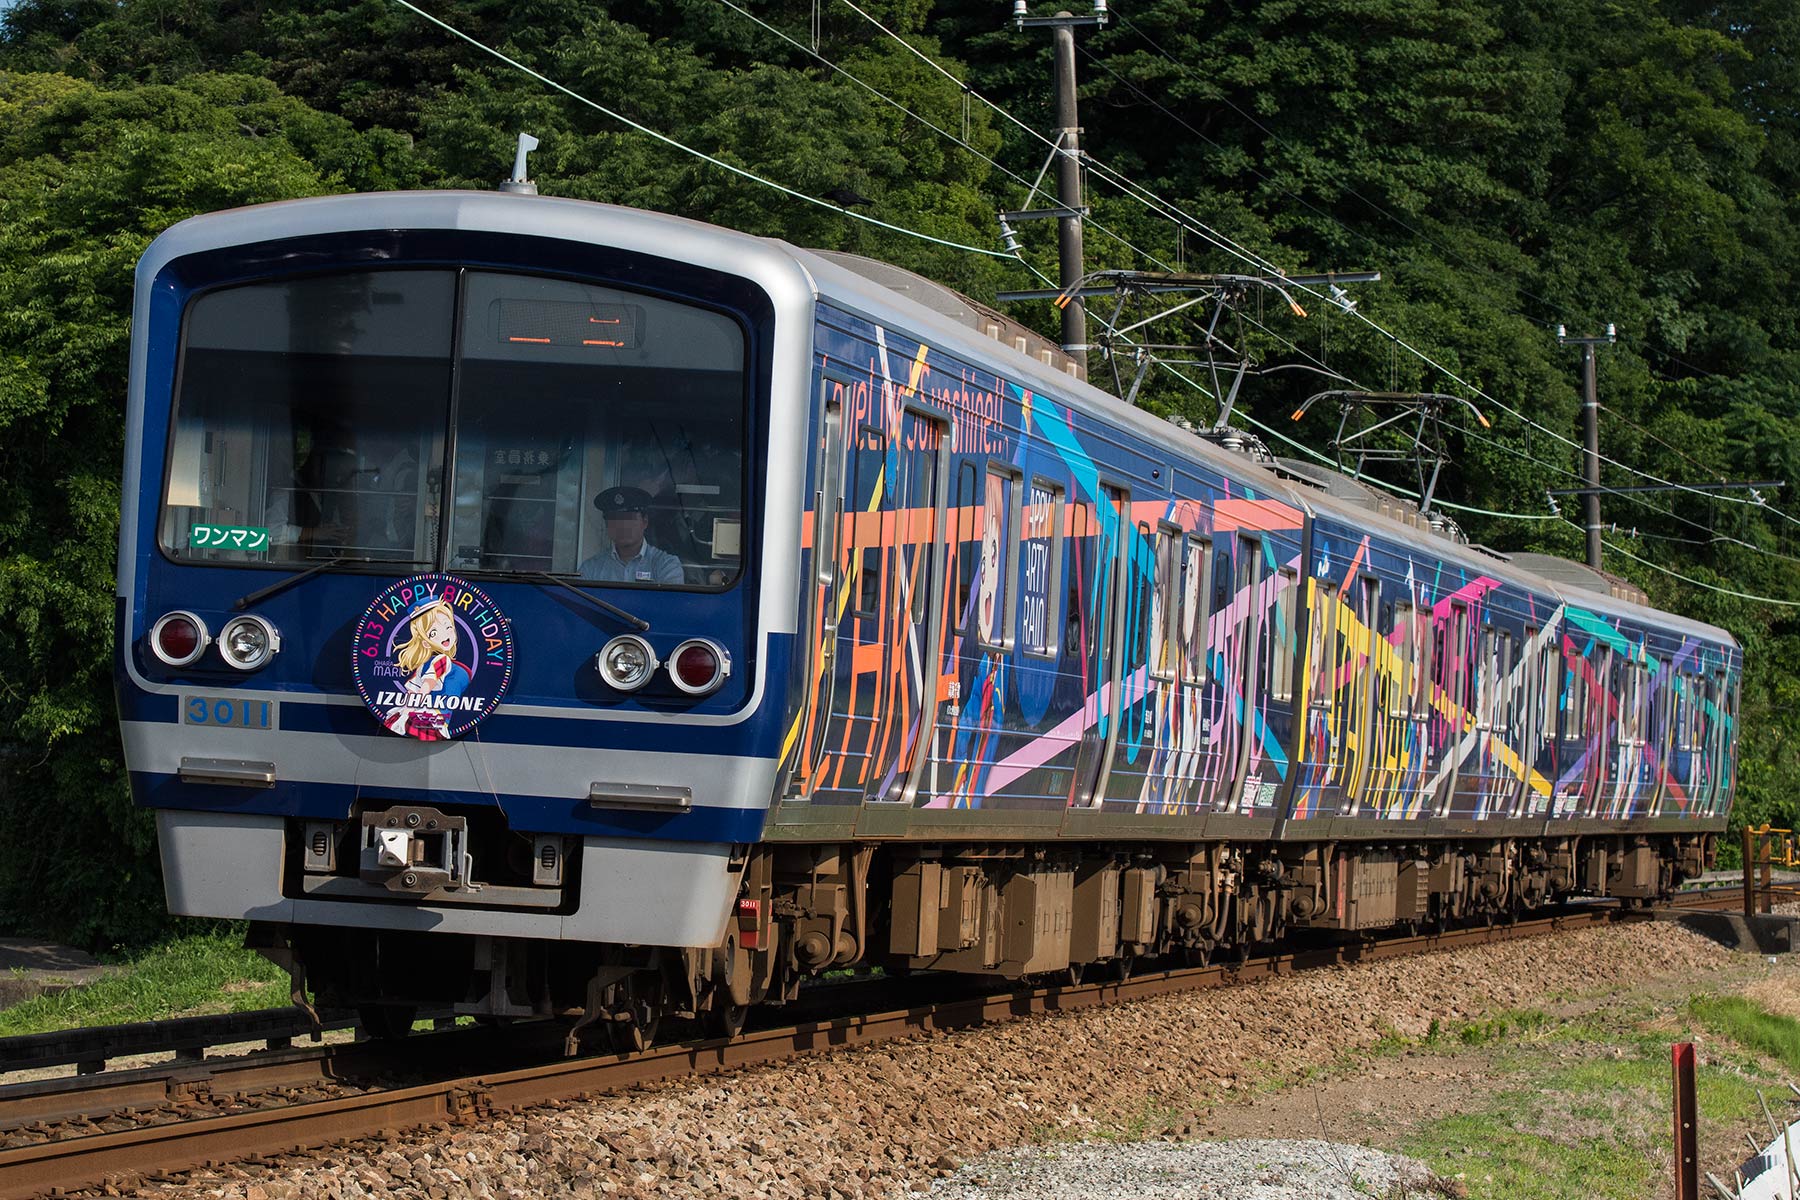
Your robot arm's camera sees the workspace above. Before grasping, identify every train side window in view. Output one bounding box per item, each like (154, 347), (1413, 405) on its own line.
(1449, 603), (1470, 724)
(850, 427), (885, 618)
(1563, 647), (1586, 739)
(1620, 661), (1642, 744)
(1675, 672), (1693, 751)
(1149, 524), (1179, 681)
(1271, 567), (1298, 702)
(903, 420), (942, 626)
(1306, 574), (1332, 709)
(1235, 536), (1263, 697)
(954, 463), (979, 627)
(1019, 478), (1065, 656)
(1416, 604), (1436, 718)
(1538, 636), (1560, 736)
(1479, 626), (1508, 730)
(1521, 625), (1542, 739)
(814, 394), (844, 589)
(1390, 602), (1415, 718)
(1179, 535), (1212, 685)
(976, 465), (1019, 649)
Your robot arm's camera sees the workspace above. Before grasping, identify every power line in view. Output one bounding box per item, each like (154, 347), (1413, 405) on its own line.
(1598, 534), (1800, 610)
(383, 0), (1018, 260)
(827, 0), (1800, 525)
(1596, 401), (1733, 485)
(396, 0), (1800, 595)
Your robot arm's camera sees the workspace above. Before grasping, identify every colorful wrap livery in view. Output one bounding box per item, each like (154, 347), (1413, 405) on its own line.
(116, 194), (1737, 1008)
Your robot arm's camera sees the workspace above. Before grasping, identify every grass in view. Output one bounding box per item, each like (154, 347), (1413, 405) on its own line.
(1689, 994), (1800, 1074)
(0, 929), (288, 1037)
(1387, 994), (1800, 1200)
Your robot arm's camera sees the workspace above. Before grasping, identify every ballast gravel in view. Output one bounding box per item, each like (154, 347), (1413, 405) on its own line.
(914, 1138), (1443, 1199)
(122, 921), (1729, 1200)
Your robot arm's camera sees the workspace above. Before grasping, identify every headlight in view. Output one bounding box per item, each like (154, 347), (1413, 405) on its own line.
(668, 638), (731, 696)
(149, 611), (210, 668)
(218, 614), (281, 671)
(597, 634), (659, 691)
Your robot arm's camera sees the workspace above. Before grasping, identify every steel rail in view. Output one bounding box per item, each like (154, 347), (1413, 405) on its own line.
(0, 1009), (358, 1078)
(0, 906), (1646, 1199)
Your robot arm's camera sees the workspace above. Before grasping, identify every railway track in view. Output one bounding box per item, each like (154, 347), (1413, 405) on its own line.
(0, 900), (1703, 1200)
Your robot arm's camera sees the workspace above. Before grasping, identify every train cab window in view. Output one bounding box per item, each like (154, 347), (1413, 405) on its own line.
(162, 270), (455, 565)
(160, 268), (748, 588)
(1271, 568), (1298, 702)
(1019, 479), (1065, 656)
(447, 272), (745, 587)
(1178, 535), (1212, 685)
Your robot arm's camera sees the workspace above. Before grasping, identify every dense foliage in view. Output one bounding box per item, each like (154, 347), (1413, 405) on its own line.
(2, 0), (1794, 945)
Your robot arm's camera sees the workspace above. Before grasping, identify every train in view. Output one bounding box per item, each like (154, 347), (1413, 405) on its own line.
(115, 186), (1740, 1047)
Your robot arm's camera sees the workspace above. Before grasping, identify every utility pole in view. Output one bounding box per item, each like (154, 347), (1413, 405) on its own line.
(1010, 0), (1106, 375)
(1557, 323), (1616, 569)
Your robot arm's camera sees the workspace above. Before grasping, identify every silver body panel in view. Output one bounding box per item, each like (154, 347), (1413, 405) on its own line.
(157, 810), (738, 946)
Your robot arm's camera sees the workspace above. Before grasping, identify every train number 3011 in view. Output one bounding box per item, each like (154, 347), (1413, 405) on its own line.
(182, 695), (275, 730)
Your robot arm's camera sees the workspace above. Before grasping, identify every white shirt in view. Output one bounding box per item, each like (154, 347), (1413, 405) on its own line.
(578, 541), (685, 585)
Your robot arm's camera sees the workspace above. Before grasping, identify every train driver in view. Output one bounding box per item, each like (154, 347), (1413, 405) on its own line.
(578, 486), (684, 585)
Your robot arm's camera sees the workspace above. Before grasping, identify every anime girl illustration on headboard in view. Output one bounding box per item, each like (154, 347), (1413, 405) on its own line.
(382, 593), (472, 740)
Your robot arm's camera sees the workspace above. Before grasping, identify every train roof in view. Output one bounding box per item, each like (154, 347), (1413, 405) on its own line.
(137, 190), (1737, 652)
(784, 247), (1737, 650)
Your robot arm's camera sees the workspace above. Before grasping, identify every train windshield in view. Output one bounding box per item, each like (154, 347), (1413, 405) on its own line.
(160, 269), (747, 588)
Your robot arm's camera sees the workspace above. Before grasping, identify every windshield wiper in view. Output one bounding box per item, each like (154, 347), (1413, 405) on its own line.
(232, 557), (431, 611)
(530, 571), (651, 632)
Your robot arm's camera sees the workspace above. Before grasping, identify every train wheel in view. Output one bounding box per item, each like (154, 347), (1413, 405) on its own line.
(704, 928), (752, 1040)
(705, 1001), (749, 1040)
(357, 1004), (418, 1040)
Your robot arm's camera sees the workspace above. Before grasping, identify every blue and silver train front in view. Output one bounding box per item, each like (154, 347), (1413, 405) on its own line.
(115, 193), (812, 968)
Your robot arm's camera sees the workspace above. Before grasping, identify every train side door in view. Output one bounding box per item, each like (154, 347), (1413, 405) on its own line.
(1176, 533), (1227, 810)
(1467, 626), (1513, 818)
(1314, 574), (1376, 815)
(1223, 535), (1266, 812)
(1074, 484), (1127, 806)
(1603, 656), (1648, 817)
(885, 410), (949, 804)
(811, 423), (891, 804)
(1096, 519), (1171, 809)
(793, 389), (845, 796)
(1553, 637), (1601, 818)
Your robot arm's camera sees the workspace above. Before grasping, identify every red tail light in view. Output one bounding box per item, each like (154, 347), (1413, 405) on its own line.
(149, 611), (209, 668)
(668, 639), (731, 696)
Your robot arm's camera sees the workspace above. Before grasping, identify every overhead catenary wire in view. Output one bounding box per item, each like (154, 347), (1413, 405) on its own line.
(1594, 533), (1800, 609)
(382, 0), (1018, 260)
(829, 0), (1800, 526)
(397, 0), (1799, 592)
(703, 0), (1170, 281)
